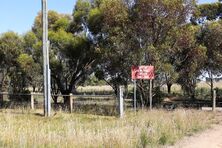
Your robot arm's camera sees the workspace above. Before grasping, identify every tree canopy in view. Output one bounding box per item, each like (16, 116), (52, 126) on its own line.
(0, 0), (222, 106)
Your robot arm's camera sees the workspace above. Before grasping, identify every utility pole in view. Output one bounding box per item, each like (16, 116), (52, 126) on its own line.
(42, 0), (51, 117)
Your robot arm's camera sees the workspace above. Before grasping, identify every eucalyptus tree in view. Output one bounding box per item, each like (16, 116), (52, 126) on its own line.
(72, 0), (199, 106)
(129, 0), (197, 103)
(192, 1), (222, 23)
(192, 2), (222, 100)
(172, 25), (206, 99)
(71, 0), (133, 95)
(197, 21), (222, 100)
(31, 10), (99, 104)
(22, 31), (43, 92)
(0, 32), (24, 93)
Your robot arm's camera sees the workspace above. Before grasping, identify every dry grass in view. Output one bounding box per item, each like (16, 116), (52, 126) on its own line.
(0, 109), (216, 148)
(77, 81), (222, 95)
(77, 85), (113, 94)
(160, 81), (222, 94)
(197, 81), (222, 89)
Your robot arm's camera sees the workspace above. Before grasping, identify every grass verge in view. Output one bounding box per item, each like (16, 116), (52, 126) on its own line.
(0, 109), (216, 148)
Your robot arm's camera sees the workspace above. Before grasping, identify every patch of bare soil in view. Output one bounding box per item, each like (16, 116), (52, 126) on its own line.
(168, 113), (222, 148)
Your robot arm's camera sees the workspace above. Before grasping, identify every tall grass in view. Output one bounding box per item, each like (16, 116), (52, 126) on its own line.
(0, 109), (216, 148)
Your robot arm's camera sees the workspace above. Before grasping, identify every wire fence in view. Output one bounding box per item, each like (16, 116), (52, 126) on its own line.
(0, 92), (132, 116)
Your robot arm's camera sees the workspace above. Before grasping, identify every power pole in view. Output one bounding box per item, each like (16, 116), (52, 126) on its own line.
(42, 0), (51, 117)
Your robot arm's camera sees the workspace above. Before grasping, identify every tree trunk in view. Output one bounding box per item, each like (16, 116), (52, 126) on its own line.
(32, 86), (36, 92)
(208, 71), (214, 102)
(190, 87), (196, 101)
(124, 84), (128, 99)
(0, 84), (3, 104)
(210, 77), (214, 102)
(0, 83), (4, 104)
(63, 95), (70, 105)
(137, 86), (145, 109)
(63, 93), (71, 111)
(167, 83), (172, 94)
(52, 95), (58, 104)
(140, 94), (144, 109)
(114, 85), (118, 96)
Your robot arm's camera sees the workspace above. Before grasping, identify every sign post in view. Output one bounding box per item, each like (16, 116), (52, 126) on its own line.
(131, 65), (154, 110)
(149, 79), (152, 110)
(134, 80), (137, 111)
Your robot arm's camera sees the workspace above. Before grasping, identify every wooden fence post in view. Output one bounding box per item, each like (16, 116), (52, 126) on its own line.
(0, 93), (3, 104)
(213, 89), (216, 112)
(118, 86), (124, 118)
(69, 93), (73, 113)
(31, 92), (35, 110)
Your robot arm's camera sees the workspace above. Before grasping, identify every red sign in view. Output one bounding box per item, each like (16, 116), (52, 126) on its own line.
(131, 65), (154, 80)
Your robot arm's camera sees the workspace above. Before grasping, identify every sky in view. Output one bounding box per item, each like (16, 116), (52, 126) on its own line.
(0, 0), (218, 34)
(0, 0), (76, 34)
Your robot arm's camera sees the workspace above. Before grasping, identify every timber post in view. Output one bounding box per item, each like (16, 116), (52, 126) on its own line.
(69, 93), (73, 113)
(118, 86), (124, 118)
(213, 89), (216, 112)
(31, 92), (35, 110)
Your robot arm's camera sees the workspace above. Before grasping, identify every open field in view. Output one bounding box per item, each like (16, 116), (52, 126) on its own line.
(0, 109), (217, 148)
(0, 82), (219, 147)
(77, 81), (222, 94)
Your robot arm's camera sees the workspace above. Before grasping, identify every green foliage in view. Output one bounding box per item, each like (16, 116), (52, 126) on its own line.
(1, 0), (222, 105)
(0, 32), (24, 92)
(194, 2), (222, 22)
(161, 63), (179, 89)
(29, 6), (99, 104)
(83, 74), (106, 86)
(71, 0), (201, 103)
(196, 21), (222, 100)
(17, 53), (41, 90)
(88, 8), (103, 34)
(0, 32), (23, 63)
(33, 10), (61, 32)
(195, 87), (211, 100)
(53, 17), (70, 31)
(32, 10), (69, 38)
(49, 29), (97, 96)
(23, 31), (37, 53)
(199, 21), (222, 73)
(17, 54), (35, 72)
(139, 130), (149, 147)
(71, 0), (91, 32)
(172, 25), (207, 98)
(74, 0), (91, 20)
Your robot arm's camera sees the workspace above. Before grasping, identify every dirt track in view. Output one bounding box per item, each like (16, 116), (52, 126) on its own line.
(170, 114), (222, 148)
